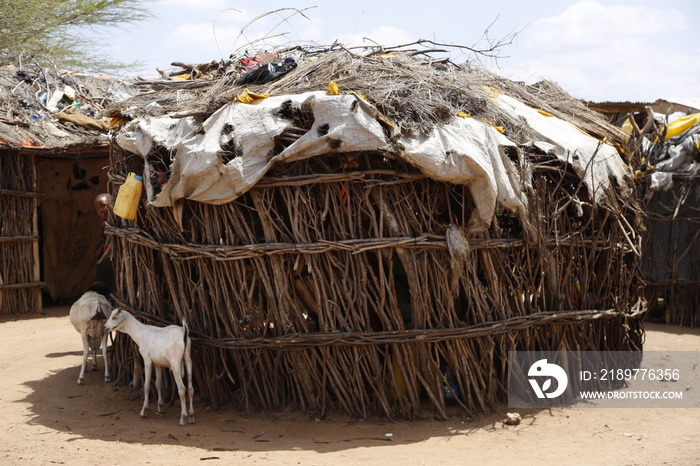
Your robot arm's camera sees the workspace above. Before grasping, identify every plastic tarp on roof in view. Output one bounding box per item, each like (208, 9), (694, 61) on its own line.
(491, 93), (628, 199)
(115, 90), (629, 229)
(649, 113), (700, 191)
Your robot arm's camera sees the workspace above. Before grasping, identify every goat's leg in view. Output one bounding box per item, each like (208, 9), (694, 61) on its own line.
(101, 333), (110, 383)
(91, 345), (98, 371)
(155, 366), (164, 415)
(78, 333), (89, 384)
(185, 346), (195, 424)
(171, 363), (188, 426)
(140, 360), (152, 418)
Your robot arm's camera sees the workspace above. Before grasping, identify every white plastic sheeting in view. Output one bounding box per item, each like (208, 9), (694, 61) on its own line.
(400, 115), (526, 230)
(491, 94), (628, 200)
(650, 125), (700, 191)
(115, 90), (629, 229)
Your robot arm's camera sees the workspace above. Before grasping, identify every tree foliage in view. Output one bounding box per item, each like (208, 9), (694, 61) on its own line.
(0, 0), (151, 72)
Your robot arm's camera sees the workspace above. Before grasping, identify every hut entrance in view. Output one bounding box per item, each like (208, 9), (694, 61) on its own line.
(37, 152), (110, 304)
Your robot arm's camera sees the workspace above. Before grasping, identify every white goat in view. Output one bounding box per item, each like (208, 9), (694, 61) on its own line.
(104, 308), (195, 426)
(69, 290), (112, 385)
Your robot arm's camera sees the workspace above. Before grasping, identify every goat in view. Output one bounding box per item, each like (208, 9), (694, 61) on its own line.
(104, 308), (195, 426)
(69, 290), (112, 385)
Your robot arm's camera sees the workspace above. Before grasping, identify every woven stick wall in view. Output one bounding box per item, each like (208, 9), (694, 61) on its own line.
(106, 143), (644, 419)
(0, 149), (42, 315)
(641, 174), (700, 327)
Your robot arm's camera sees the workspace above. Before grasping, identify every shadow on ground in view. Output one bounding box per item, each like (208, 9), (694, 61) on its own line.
(20, 341), (525, 456)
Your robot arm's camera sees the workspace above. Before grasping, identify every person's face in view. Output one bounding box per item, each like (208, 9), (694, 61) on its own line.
(95, 198), (110, 220)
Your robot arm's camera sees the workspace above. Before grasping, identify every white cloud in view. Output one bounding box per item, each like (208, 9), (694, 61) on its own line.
(496, 1), (694, 101)
(165, 22), (222, 55)
(156, 7), (324, 62)
(498, 60), (593, 94)
(529, 1), (685, 49)
(157, 0), (231, 11)
(335, 25), (416, 49)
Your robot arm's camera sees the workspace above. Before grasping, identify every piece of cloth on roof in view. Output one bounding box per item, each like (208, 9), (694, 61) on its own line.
(56, 108), (110, 131)
(115, 90), (626, 230)
(490, 94), (629, 202)
(400, 115), (527, 231)
(649, 120), (700, 190)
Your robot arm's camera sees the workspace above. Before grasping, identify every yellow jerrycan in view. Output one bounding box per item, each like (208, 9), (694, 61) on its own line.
(113, 172), (143, 220)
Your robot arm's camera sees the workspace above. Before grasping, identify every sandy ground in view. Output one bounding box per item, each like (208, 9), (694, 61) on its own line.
(0, 306), (698, 466)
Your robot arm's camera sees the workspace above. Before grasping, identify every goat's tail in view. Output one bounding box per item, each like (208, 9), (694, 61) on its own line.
(182, 318), (192, 379)
(182, 318), (190, 346)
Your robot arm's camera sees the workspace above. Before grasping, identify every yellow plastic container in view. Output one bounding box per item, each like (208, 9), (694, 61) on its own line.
(113, 172), (143, 220)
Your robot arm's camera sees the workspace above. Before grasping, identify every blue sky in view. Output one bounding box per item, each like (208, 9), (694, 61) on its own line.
(105, 0), (700, 103)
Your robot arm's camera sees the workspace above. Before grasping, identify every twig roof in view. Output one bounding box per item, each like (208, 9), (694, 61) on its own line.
(116, 48), (627, 144)
(112, 47), (632, 232)
(0, 66), (135, 150)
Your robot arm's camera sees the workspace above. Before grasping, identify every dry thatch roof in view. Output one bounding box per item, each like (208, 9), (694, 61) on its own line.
(0, 65), (135, 150)
(115, 47), (627, 145)
(111, 47), (634, 238)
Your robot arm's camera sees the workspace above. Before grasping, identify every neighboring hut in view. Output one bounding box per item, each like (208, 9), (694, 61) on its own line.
(636, 112), (700, 327)
(0, 66), (133, 313)
(591, 98), (700, 327)
(106, 48), (644, 419)
(587, 98), (700, 129)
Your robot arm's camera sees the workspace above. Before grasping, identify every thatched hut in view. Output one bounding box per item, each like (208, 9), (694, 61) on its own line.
(635, 112), (700, 327)
(106, 48), (644, 419)
(0, 66), (133, 313)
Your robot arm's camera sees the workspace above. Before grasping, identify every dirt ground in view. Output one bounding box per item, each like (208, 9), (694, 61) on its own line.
(1, 306), (698, 466)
